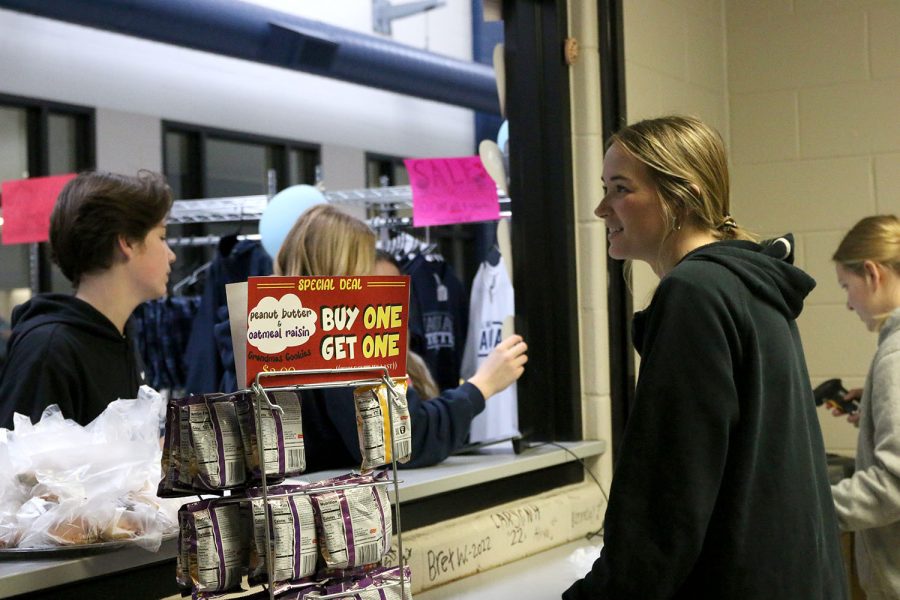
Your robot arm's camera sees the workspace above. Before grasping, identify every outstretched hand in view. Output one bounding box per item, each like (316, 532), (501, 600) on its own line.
(467, 334), (528, 399)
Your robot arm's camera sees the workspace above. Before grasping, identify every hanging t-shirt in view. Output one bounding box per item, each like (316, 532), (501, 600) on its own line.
(403, 253), (468, 391)
(461, 257), (518, 442)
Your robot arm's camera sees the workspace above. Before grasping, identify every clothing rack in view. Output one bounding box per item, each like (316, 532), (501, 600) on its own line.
(171, 261), (213, 295)
(168, 195), (268, 224)
(167, 233), (261, 247)
(167, 185), (511, 225)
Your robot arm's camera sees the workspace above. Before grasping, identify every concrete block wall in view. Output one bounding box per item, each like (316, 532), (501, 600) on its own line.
(622, 0), (730, 312)
(726, 0), (900, 455)
(575, 0), (898, 456)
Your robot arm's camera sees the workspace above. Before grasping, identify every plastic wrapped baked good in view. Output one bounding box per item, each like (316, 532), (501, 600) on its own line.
(309, 472), (392, 570)
(176, 498), (248, 596)
(236, 390), (306, 482)
(353, 379), (411, 472)
(246, 483), (318, 585)
(2, 387), (178, 551)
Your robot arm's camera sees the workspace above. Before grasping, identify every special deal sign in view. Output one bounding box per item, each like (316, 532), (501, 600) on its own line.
(245, 275), (409, 387)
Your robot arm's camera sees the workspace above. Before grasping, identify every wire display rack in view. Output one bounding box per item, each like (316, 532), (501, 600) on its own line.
(246, 366), (410, 600)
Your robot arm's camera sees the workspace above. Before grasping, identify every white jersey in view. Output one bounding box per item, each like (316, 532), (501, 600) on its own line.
(461, 256), (518, 442)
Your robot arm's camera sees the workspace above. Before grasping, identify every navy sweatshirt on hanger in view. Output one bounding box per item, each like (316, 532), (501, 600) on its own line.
(184, 240), (272, 395)
(402, 253), (468, 390)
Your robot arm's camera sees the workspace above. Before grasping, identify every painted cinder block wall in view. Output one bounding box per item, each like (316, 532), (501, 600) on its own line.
(727, 0), (900, 455)
(574, 0), (899, 459)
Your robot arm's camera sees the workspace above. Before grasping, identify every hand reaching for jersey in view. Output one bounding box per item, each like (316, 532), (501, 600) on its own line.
(467, 334), (528, 399)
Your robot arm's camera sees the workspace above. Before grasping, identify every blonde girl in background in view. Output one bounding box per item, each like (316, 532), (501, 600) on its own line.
(830, 215), (900, 600)
(275, 204), (528, 470)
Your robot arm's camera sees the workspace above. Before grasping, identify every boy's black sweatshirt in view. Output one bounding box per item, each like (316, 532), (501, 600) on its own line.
(0, 294), (145, 428)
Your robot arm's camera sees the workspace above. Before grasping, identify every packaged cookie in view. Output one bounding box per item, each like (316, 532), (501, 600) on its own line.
(158, 394), (246, 495)
(309, 472), (392, 570)
(182, 394), (247, 491)
(322, 565), (413, 600)
(177, 498), (248, 596)
(157, 399), (190, 497)
(237, 390), (306, 482)
(353, 379), (411, 472)
(246, 484), (318, 585)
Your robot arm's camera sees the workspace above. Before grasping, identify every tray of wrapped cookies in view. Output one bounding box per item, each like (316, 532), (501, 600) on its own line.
(0, 539), (136, 558)
(0, 388), (182, 559)
(0, 493), (179, 559)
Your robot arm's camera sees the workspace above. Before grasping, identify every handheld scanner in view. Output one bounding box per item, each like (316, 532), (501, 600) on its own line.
(813, 378), (859, 415)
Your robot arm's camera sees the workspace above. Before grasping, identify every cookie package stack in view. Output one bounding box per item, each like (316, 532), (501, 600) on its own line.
(159, 381), (413, 600)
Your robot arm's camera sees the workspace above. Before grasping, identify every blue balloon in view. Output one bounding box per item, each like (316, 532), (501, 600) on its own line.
(259, 185), (326, 258)
(496, 120), (509, 155)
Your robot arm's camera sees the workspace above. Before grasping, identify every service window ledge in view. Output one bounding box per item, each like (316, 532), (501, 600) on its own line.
(391, 439), (606, 502)
(296, 439), (606, 503)
(0, 536), (180, 599)
(0, 442), (605, 599)
(299, 440), (606, 530)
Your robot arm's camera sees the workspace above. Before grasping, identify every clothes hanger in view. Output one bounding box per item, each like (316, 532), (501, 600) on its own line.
(218, 201), (248, 257)
(485, 243), (501, 267)
(171, 261), (213, 296)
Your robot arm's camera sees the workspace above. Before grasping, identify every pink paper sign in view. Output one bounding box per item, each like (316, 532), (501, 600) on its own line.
(1, 174), (76, 245)
(405, 157), (500, 227)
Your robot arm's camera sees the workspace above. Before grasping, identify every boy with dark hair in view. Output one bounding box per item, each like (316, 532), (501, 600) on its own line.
(0, 170), (175, 427)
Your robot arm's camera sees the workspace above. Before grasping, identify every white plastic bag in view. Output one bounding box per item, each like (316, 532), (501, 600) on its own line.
(1, 386), (176, 550)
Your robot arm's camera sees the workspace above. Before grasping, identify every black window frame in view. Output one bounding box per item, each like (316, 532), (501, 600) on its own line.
(162, 120), (320, 199)
(387, 0), (599, 524)
(504, 0), (581, 444)
(503, 0), (633, 461)
(161, 121), (321, 289)
(598, 0), (634, 462)
(364, 151), (407, 188)
(0, 93), (95, 294)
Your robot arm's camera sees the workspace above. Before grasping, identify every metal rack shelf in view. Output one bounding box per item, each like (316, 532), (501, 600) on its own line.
(248, 366), (410, 600)
(168, 185), (511, 224)
(168, 195), (267, 224)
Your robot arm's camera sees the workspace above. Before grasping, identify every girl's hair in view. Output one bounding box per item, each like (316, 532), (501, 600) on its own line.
(608, 115), (755, 242)
(406, 347), (440, 400)
(373, 250), (440, 400)
(275, 204), (376, 277)
(49, 170), (172, 286)
(375, 249), (398, 268)
(833, 215), (900, 276)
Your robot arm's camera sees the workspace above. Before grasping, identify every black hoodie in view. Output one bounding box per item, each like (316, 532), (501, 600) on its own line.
(0, 294), (145, 428)
(565, 237), (848, 600)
